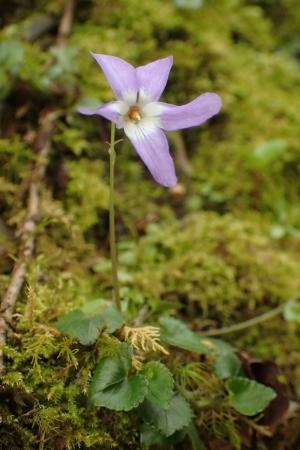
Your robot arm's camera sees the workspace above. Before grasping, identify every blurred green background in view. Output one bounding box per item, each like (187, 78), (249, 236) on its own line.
(0, 0), (300, 449)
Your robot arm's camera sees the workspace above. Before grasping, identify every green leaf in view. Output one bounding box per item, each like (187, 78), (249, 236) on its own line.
(55, 310), (100, 345)
(173, 0), (203, 9)
(246, 139), (288, 171)
(96, 305), (124, 333)
(80, 298), (108, 314)
(0, 40), (24, 75)
(80, 301), (124, 333)
(78, 97), (104, 112)
(213, 352), (243, 380)
(283, 300), (300, 324)
(89, 356), (127, 391)
(143, 362), (174, 408)
(201, 337), (235, 354)
(140, 423), (166, 448)
(89, 343), (132, 390)
(55, 305), (124, 345)
(225, 377), (276, 416)
(118, 342), (133, 374)
(89, 374), (148, 411)
(186, 423), (207, 450)
(89, 343), (147, 411)
(159, 317), (212, 354)
(140, 395), (193, 437)
(140, 423), (187, 449)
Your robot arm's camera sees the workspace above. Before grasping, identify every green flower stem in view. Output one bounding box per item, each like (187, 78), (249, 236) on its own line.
(201, 304), (285, 337)
(108, 122), (121, 311)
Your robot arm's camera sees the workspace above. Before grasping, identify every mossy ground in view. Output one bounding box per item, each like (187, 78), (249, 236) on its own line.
(1, 0), (300, 448)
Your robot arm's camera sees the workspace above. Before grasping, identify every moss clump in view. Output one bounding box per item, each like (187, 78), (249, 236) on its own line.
(1, 0), (300, 448)
(117, 212), (300, 322)
(1, 329), (141, 450)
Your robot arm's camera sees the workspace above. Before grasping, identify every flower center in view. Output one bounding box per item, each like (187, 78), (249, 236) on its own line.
(127, 105), (141, 122)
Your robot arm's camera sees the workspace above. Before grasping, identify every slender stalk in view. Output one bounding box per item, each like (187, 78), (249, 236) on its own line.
(108, 122), (121, 311)
(201, 304), (284, 337)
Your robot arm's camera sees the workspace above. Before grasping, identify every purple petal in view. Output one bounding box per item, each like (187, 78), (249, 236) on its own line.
(90, 53), (138, 100)
(159, 93), (222, 131)
(136, 56), (173, 101)
(77, 102), (123, 128)
(124, 124), (177, 187)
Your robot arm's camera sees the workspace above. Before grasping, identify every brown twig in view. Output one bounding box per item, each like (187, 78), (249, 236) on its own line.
(0, 0), (76, 376)
(167, 131), (192, 176)
(56, 0), (76, 47)
(0, 111), (56, 374)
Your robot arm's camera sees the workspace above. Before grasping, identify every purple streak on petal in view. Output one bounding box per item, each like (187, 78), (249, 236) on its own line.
(90, 53), (138, 100)
(124, 125), (177, 187)
(136, 56), (173, 101)
(77, 102), (123, 128)
(159, 93), (222, 131)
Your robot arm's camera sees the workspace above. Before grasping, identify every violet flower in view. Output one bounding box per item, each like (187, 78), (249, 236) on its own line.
(78, 54), (222, 187)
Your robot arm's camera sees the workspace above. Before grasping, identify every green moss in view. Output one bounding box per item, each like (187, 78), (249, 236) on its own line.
(1, 327), (141, 450)
(121, 213), (299, 320)
(66, 159), (109, 231)
(1, 0), (300, 448)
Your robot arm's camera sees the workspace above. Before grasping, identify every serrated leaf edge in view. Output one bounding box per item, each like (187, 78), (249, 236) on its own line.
(142, 395), (193, 437)
(225, 376), (276, 416)
(90, 374), (149, 411)
(143, 361), (174, 407)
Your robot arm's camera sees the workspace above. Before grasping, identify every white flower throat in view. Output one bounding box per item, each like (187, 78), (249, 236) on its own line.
(125, 91), (142, 123)
(112, 89), (165, 139)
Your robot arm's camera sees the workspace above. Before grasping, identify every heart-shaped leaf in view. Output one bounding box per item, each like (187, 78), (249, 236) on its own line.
(213, 352), (243, 380)
(140, 395), (193, 437)
(89, 343), (147, 411)
(89, 374), (148, 411)
(89, 343), (132, 391)
(93, 305), (125, 333)
(90, 355), (127, 391)
(56, 310), (100, 345)
(159, 317), (212, 354)
(55, 305), (124, 345)
(143, 362), (174, 408)
(225, 377), (276, 416)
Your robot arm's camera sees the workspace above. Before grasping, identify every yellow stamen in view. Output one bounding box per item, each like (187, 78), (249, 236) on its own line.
(128, 105), (141, 122)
